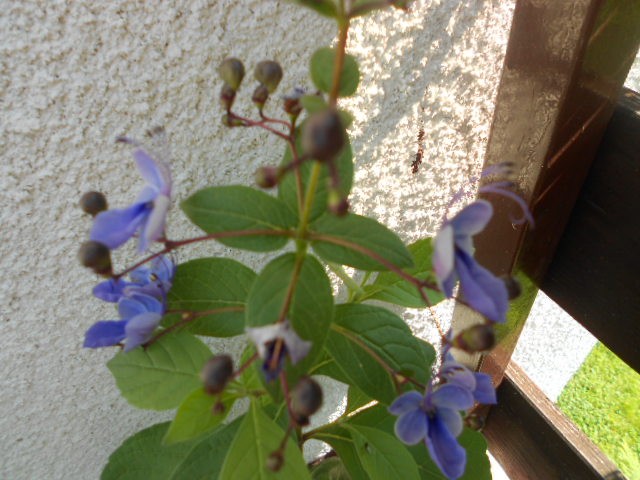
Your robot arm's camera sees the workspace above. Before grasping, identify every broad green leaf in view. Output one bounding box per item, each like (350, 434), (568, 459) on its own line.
(310, 47), (360, 97)
(102, 422), (200, 480)
(325, 304), (433, 403)
(313, 425), (369, 480)
(170, 417), (243, 480)
(346, 385), (373, 413)
(107, 332), (212, 410)
(290, 0), (337, 18)
(166, 257), (255, 337)
(360, 238), (445, 307)
(163, 388), (235, 445)
(278, 129), (353, 222)
(219, 401), (311, 480)
(301, 94), (328, 113)
(311, 456), (351, 480)
(310, 214), (413, 271)
(344, 425), (420, 480)
(246, 253), (333, 379)
(310, 350), (351, 384)
(181, 186), (295, 251)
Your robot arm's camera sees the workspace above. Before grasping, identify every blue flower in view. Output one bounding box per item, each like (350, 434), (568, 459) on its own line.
(432, 200), (508, 323)
(389, 384), (474, 480)
(83, 293), (164, 352)
(246, 320), (311, 381)
(92, 255), (175, 305)
(90, 134), (172, 252)
(440, 353), (497, 405)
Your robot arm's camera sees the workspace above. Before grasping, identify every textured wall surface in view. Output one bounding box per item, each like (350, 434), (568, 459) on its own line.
(0, 1), (515, 478)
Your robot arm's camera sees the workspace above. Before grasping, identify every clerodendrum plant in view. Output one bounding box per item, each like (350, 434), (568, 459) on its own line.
(78, 1), (531, 479)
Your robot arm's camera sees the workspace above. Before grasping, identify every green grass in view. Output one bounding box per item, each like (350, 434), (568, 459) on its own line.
(557, 343), (640, 479)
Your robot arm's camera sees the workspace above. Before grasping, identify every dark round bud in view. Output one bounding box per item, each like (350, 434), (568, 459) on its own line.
(79, 191), (108, 216)
(327, 189), (349, 216)
(283, 88), (305, 117)
(212, 400), (226, 415)
(290, 376), (323, 426)
(221, 114), (244, 127)
(200, 354), (234, 395)
(252, 84), (269, 109)
(254, 60), (283, 93)
(302, 110), (345, 162)
(500, 275), (522, 300)
(255, 166), (281, 189)
(78, 241), (112, 276)
(465, 413), (485, 431)
(218, 57), (245, 91)
(452, 324), (495, 353)
(220, 83), (236, 111)
(267, 451), (284, 472)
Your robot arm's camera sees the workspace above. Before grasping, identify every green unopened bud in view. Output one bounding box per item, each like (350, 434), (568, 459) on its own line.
(500, 275), (522, 300)
(79, 191), (108, 216)
(290, 376), (323, 426)
(267, 451), (284, 472)
(252, 84), (269, 109)
(328, 189), (349, 216)
(221, 114), (244, 127)
(302, 109), (345, 162)
(255, 166), (282, 189)
(254, 60), (283, 93)
(452, 324), (495, 353)
(78, 241), (112, 276)
(218, 57), (245, 90)
(220, 83), (236, 111)
(201, 354), (234, 395)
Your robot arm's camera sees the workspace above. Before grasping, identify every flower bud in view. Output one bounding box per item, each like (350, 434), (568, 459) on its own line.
(255, 166), (281, 189)
(465, 413), (485, 430)
(327, 189), (349, 217)
(79, 191), (108, 216)
(452, 324), (495, 353)
(254, 60), (283, 93)
(218, 57), (245, 91)
(283, 87), (305, 117)
(78, 241), (112, 276)
(252, 84), (269, 109)
(500, 275), (522, 300)
(221, 114), (244, 127)
(267, 451), (284, 472)
(220, 83), (236, 111)
(302, 110), (345, 162)
(290, 376), (323, 426)
(201, 354), (234, 395)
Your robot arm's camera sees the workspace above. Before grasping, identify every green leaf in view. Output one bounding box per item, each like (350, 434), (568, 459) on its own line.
(246, 253), (333, 378)
(181, 186), (295, 252)
(311, 456), (352, 480)
(166, 257), (255, 337)
(170, 418), (243, 480)
(310, 47), (360, 97)
(325, 304), (433, 403)
(347, 385), (373, 413)
(344, 425), (420, 480)
(219, 401), (311, 480)
(310, 214), (413, 271)
(278, 129), (353, 222)
(107, 332), (212, 410)
(301, 94), (328, 113)
(313, 425), (369, 480)
(360, 238), (445, 307)
(290, 0), (337, 18)
(163, 388), (235, 445)
(102, 422), (200, 480)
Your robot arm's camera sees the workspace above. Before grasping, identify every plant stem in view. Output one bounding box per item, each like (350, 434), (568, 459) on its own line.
(327, 261), (364, 297)
(329, 21), (350, 106)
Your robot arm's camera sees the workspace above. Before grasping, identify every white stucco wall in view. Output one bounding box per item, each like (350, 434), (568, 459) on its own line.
(1, 1), (516, 478)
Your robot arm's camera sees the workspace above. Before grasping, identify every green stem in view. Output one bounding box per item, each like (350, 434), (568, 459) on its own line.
(327, 261), (364, 297)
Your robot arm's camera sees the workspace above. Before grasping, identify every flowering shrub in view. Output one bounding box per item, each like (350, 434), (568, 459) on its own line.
(78, 1), (531, 479)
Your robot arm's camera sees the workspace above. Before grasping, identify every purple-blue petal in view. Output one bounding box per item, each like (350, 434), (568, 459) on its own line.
(118, 296), (149, 320)
(83, 320), (127, 348)
(433, 225), (455, 289)
(92, 279), (131, 303)
(425, 414), (467, 480)
(123, 312), (162, 352)
(134, 149), (166, 192)
(430, 384), (474, 411)
(138, 195), (169, 252)
(394, 409), (428, 445)
(89, 203), (150, 250)
(450, 200), (493, 237)
(442, 359), (477, 392)
(435, 406), (463, 438)
(455, 250), (508, 323)
(473, 373), (497, 405)
(388, 391), (424, 415)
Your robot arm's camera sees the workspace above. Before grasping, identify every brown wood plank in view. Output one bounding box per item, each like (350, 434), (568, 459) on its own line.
(484, 362), (625, 480)
(541, 89), (640, 373)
